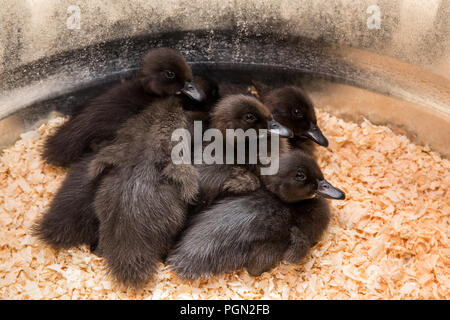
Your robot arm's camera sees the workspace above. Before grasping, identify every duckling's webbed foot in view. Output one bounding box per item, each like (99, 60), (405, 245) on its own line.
(162, 163), (199, 203)
(224, 167), (261, 194)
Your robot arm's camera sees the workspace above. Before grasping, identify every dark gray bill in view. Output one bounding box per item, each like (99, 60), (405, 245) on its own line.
(181, 81), (205, 102)
(316, 179), (346, 200)
(303, 124), (329, 147)
(268, 120), (294, 138)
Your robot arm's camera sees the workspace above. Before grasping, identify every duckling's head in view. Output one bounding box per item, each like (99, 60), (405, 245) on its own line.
(140, 47), (205, 101)
(263, 86), (329, 147)
(262, 150), (345, 202)
(210, 95), (292, 137)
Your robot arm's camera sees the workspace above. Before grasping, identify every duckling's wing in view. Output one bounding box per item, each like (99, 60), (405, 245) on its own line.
(282, 226), (311, 263)
(245, 240), (288, 276)
(284, 197), (331, 263)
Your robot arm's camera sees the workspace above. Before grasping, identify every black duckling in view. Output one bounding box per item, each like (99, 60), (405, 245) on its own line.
(89, 95), (199, 288)
(32, 74), (218, 255)
(192, 94), (292, 212)
(262, 86), (328, 155)
(36, 95), (198, 288)
(167, 150), (345, 279)
(42, 47), (205, 167)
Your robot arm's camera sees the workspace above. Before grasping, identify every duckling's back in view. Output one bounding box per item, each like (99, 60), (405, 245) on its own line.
(167, 189), (291, 279)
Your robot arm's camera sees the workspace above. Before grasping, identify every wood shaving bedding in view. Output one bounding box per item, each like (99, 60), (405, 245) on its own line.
(0, 110), (448, 300)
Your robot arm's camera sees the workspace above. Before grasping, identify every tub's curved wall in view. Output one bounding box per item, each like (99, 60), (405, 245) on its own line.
(1, 0), (448, 77)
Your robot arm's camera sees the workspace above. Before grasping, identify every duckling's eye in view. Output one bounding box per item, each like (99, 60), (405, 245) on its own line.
(244, 113), (257, 123)
(292, 108), (303, 119)
(295, 172), (307, 181)
(164, 70), (175, 79)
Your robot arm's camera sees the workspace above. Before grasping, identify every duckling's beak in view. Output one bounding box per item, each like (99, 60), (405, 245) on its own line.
(268, 120), (294, 138)
(303, 124), (329, 147)
(181, 81), (205, 102)
(316, 179), (346, 200)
